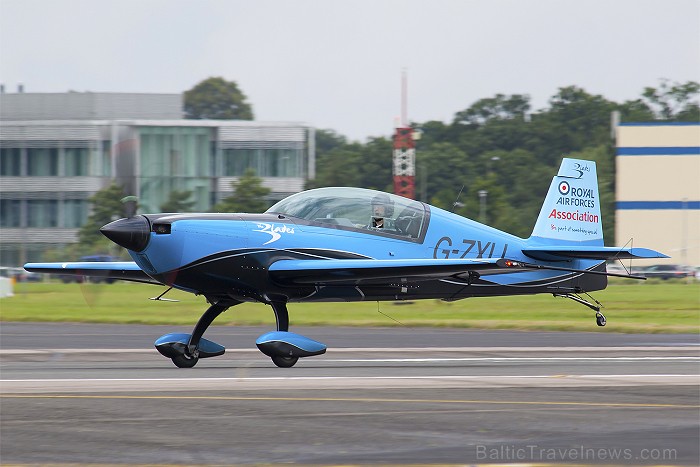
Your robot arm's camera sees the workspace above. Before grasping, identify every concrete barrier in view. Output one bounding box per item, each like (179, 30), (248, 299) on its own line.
(0, 276), (13, 298)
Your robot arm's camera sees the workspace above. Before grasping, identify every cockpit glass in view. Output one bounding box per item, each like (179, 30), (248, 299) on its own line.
(266, 187), (428, 240)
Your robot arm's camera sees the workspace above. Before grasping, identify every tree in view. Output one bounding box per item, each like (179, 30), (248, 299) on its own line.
(184, 77), (254, 120)
(315, 129), (348, 156)
(160, 189), (195, 213)
(641, 79), (699, 121)
(212, 168), (271, 213)
(357, 137), (394, 191)
(453, 94), (531, 126)
(307, 146), (363, 189)
(306, 137), (393, 191)
(530, 86), (616, 163)
(78, 183), (134, 255)
(416, 142), (472, 205)
(616, 98), (655, 122)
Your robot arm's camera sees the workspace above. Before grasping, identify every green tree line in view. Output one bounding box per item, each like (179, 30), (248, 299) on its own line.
(310, 80), (699, 243)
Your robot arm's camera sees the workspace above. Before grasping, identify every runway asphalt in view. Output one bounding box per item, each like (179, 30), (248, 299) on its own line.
(1, 323), (698, 465)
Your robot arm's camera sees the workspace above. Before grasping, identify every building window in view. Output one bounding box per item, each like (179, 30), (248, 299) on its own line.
(0, 148), (21, 176)
(0, 199), (21, 227)
(0, 246), (21, 267)
(27, 200), (58, 227)
(223, 148), (252, 176)
(63, 199), (89, 228)
(65, 148), (89, 176)
(27, 148), (59, 176)
(102, 141), (112, 176)
(222, 148), (302, 177)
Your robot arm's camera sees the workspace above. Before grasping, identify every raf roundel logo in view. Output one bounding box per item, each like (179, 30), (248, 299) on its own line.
(558, 181), (570, 195)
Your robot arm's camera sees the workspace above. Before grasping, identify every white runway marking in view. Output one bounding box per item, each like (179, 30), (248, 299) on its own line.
(1, 345), (698, 356)
(3, 373), (699, 393)
(328, 356), (700, 363)
(2, 345), (699, 363)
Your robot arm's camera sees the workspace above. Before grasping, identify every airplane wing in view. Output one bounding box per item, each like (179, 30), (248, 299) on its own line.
(521, 246), (669, 261)
(24, 262), (160, 285)
(268, 258), (506, 285)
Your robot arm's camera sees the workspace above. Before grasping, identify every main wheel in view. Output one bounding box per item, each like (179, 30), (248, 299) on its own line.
(172, 353), (199, 368)
(271, 355), (299, 368)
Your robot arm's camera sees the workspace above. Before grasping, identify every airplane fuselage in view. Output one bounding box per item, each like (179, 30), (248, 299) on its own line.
(115, 204), (606, 305)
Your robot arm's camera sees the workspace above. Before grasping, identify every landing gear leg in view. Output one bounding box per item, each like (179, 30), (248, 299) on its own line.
(269, 301), (299, 368)
(272, 301), (289, 332)
(553, 291), (607, 328)
(170, 300), (234, 368)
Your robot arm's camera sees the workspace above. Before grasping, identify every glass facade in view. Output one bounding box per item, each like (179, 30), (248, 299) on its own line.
(27, 148), (59, 176)
(0, 146), (98, 177)
(222, 147), (303, 178)
(0, 199), (21, 227)
(0, 199), (89, 228)
(1, 119), (311, 267)
(64, 148), (90, 176)
(63, 199), (89, 227)
(27, 200), (58, 227)
(0, 140), (104, 266)
(0, 148), (21, 176)
(138, 126), (212, 212)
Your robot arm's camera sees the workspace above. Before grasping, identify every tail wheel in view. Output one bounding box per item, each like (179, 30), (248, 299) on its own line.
(271, 355), (299, 368)
(172, 354), (199, 368)
(595, 312), (607, 327)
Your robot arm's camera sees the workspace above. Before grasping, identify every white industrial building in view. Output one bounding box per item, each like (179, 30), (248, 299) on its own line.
(615, 122), (700, 267)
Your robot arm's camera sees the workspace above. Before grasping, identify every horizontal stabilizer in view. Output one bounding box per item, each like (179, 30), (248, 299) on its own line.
(521, 246), (669, 261)
(269, 258), (504, 285)
(24, 261), (159, 285)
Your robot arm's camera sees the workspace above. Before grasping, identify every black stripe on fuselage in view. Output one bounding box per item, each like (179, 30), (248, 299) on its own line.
(152, 248), (371, 299)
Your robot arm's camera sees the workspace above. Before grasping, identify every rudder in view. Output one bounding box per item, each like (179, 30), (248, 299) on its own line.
(530, 158), (603, 246)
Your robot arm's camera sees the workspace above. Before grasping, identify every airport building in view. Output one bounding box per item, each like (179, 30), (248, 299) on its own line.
(0, 92), (315, 266)
(615, 122), (700, 267)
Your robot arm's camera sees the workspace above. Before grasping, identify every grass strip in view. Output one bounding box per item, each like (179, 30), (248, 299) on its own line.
(1, 280), (698, 333)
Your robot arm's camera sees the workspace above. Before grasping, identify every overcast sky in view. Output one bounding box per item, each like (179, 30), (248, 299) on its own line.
(1, 0), (698, 141)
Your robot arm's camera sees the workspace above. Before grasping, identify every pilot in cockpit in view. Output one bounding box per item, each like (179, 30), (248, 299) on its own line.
(370, 193), (394, 229)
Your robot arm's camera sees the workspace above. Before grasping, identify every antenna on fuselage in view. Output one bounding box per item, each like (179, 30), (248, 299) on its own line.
(451, 185), (465, 213)
(376, 302), (406, 327)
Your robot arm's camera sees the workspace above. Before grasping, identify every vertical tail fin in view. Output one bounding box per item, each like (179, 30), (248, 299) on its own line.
(530, 158), (603, 246)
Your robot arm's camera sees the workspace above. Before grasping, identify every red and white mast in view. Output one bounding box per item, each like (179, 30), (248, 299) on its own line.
(393, 69), (415, 200)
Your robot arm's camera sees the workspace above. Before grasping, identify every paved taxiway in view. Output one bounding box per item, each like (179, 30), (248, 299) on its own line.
(1, 323), (698, 465)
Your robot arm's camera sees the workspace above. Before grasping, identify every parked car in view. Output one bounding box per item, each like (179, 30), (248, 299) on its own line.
(58, 255), (121, 284)
(692, 266), (700, 281)
(605, 262), (628, 275)
(641, 264), (692, 280)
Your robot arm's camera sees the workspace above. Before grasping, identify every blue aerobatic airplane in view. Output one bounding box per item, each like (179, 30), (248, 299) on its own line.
(25, 158), (667, 368)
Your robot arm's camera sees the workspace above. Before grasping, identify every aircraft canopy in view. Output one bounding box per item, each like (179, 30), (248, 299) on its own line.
(267, 187), (428, 240)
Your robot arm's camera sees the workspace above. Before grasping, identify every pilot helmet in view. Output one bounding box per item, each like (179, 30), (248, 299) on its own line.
(371, 193), (394, 216)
